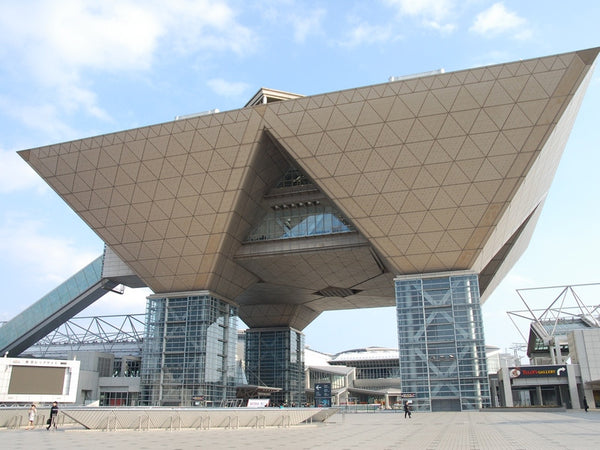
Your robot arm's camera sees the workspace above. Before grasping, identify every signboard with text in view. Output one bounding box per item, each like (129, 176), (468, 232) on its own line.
(247, 398), (270, 407)
(509, 365), (567, 379)
(0, 357), (80, 403)
(314, 382), (332, 407)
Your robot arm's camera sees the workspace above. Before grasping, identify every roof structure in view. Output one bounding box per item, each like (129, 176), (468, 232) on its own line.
(22, 314), (145, 359)
(507, 283), (600, 358)
(331, 347), (399, 363)
(19, 48), (599, 330)
(527, 317), (597, 357)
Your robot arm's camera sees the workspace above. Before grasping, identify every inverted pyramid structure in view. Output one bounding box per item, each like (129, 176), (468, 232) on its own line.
(19, 48), (599, 329)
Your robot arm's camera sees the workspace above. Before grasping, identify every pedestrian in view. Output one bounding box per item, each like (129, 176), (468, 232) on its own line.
(403, 400), (412, 419)
(583, 396), (589, 412)
(47, 401), (59, 430)
(27, 404), (36, 430)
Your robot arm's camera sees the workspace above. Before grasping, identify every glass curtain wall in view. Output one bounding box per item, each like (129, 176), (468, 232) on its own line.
(244, 327), (305, 406)
(395, 273), (490, 412)
(245, 200), (355, 242)
(141, 293), (238, 406)
(308, 369), (346, 391)
(330, 359), (400, 380)
(100, 391), (138, 406)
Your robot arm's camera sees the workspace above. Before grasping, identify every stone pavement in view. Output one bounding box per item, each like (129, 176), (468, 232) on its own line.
(4, 409), (600, 449)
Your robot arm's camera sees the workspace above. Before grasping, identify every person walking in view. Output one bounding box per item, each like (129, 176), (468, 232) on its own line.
(26, 404), (36, 430)
(403, 401), (412, 419)
(583, 396), (589, 412)
(47, 401), (59, 430)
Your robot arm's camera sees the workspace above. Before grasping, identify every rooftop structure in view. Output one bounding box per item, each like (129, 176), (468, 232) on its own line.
(24, 314), (145, 359)
(507, 283), (600, 363)
(494, 284), (600, 410)
(331, 347), (399, 363)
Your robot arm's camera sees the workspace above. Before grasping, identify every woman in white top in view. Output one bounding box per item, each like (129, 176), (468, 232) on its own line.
(27, 404), (36, 429)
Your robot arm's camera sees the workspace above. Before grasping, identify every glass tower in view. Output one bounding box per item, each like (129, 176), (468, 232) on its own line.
(141, 292), (238, 406)
(395, 273), (490, 412)
(244, 327), (305, 406)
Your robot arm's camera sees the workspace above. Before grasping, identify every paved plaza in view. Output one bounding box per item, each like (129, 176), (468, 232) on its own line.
(3, 410), (600, 449)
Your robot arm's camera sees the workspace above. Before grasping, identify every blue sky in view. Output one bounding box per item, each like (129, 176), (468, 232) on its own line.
(1, 0), (599, 356)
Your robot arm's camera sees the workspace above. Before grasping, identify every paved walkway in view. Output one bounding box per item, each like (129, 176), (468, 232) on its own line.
(4, 410), (600, 449)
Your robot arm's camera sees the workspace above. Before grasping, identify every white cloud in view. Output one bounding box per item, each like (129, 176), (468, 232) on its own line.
(0, 94), (82, 143)
(0, 2), (163, 86)
(386, 0), (453, 21)
(0, 0), (256, 78)
(207, 78), (250, 98)
(470, 2), (530, 38)
(165, 0), (259, 55)
(384, 0), (456, 31)
(257, 2), (325, 43)
(0, 216), (98, 284)
(289, 8), (326, 43)
(423, 19), (456, 34)
(85, 287), (151, 316)
(0, 0), (257, 129)
(340, 22), (399, 48)
(57, 85), (111, 122)
(0, 148), (49, 194)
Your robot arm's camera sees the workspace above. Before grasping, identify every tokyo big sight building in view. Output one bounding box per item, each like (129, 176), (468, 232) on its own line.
(8, 47), (599, 411)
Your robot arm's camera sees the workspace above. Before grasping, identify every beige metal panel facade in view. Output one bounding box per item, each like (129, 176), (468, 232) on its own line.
(18, 48), (599, 328)
(263, 49), (598, 277)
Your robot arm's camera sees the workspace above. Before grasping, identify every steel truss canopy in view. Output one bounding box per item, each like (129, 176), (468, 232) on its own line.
(19, 48), (599, 329)
(506, 283), (600, 358)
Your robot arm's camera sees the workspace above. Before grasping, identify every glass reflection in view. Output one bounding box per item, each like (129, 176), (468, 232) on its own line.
(246, 202), (355, 242)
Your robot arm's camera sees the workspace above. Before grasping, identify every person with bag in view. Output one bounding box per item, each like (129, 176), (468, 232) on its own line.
(46, 401), (58, 430)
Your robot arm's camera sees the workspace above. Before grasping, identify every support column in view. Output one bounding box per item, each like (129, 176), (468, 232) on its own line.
(536, 385), (543, 406)
(489, 378), (498, 407)
(500, 367), (514, 407)
(567, 365), (581, 409)
(141, 291), (238, 406)
(395, 272), (491, 412)
(244, 327), (305, 406)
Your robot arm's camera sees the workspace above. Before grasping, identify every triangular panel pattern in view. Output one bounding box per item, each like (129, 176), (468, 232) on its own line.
(19, 48), (599, 312)
(262, 49), (598, 274)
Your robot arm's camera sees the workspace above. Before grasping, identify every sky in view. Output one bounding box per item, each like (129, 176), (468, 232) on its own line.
(1, 0), (599, 358)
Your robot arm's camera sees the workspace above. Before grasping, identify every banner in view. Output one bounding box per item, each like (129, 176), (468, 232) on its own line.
(509, 365), (567, 379)
(247, 399), (270, 407)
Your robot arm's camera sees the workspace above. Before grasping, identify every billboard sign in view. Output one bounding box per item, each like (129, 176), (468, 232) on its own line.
(509, 365), (567, 379)
(0, 357), (80, 403)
